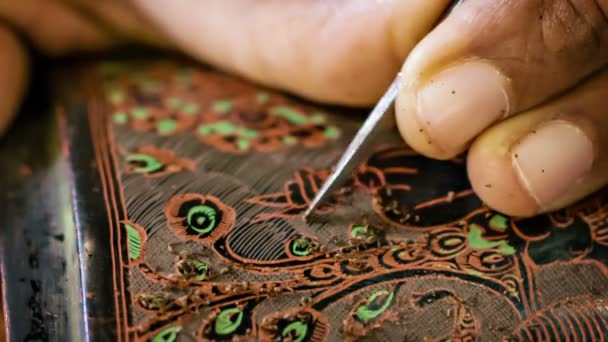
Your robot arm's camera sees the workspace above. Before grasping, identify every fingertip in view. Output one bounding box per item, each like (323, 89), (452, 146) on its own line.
(395, 75), (456, 161)
(467, 68), (608, 217)
(467, 130), (539, 217)
(0, 24), (29, 137)
(394, 11), (482, 160)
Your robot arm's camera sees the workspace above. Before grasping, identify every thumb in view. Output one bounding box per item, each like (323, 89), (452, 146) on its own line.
(0, 24), (28, 137)
(132, 0), (451, 106)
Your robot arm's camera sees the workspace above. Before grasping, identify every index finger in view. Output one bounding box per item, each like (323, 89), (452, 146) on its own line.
(132, 0), (451, 106)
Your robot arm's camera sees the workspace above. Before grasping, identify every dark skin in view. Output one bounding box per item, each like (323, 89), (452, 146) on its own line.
(0, 0), (607, 216)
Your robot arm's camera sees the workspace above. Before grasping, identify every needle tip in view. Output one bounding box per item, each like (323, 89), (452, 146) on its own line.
(302, 206), (315, 223)
(303, 195), (323, 223)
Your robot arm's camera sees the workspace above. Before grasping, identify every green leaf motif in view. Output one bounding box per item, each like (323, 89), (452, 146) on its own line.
(281, 321), (308, 342)
(215, 308), (244, 336)
(323, 127), (340, 139)
(468, 224), (515, 255)
(291, 238), (312, 256)
(126, 154), (164, 174)
(356, 290), (394, 323)
(186, 205), (218, 234)
(157, 118), (177, 135)
(198, 121), (237, 136)
(237, 139), (250, 150)
(490, 214), (508, 231)
(151, 326), (181, 342)
(350, 225), (368, 239)
(113, 112), (128, 125)
(124, 223), (145, 261)
(193, 260), (210, 281)
(271, 106), (308, 125)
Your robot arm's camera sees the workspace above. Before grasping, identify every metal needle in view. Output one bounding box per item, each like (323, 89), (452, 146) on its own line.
(304, 75), (401, 221)
(302, 0), (463, 223)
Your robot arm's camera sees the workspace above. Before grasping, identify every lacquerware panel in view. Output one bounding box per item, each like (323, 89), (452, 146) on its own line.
(74, 57), (608, 341)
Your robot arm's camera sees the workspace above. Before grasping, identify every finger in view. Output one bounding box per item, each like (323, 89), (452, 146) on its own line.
(467, 68), (608, 217)
(0, 24), (29, 137)
(395, 0), (608, 159)
(133, 0), (451, 106)
(0, 0), (115, 55)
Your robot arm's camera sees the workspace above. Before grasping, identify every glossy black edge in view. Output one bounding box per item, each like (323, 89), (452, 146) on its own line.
(60, 103), (122, 341)
(0, 74), (76, 341)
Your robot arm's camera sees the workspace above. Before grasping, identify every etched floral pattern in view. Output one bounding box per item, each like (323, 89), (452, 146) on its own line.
(89, 60), (608, 342)
(99, 61), (341, 153)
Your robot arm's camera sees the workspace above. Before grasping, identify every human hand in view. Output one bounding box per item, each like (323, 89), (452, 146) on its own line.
(1, 0), (606, 217)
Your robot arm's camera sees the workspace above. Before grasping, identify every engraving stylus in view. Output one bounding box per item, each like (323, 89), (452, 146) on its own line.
(303, 75), (401, 221)
(303, 0), (461, 222)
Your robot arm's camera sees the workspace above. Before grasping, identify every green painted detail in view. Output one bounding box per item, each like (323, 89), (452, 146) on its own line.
(165, 96), (199, 114)
(126, 154), (164, 173)
(192, 261), (210, 281)
(131, 107), (150, 119)
(310, 113), (326, 124)
(468, 224), (515, 255)
(198, 122), (258, 150)
(186, 205), (218, 234)
(213, 100), (234, 113)
(256, 92), (270, 104)
(282, 136), (297, 145)
(350, 225), (368, 239)
(490, 214), (508, 231)
(108, 89), (125, 104)
(391, 247), (399, 252)
(444, 238), (463, 247)
(291, 238), (312, 256)
(214, 308), (243, 335)
(157, 119), (177, 135)
(198, 121), (237, 136)
(151, 326), (181, 342)
(113, 112), (128, 125)
(271, 106), (308, 125)
(197, 125), (212, 136)
(238, 128), (258, 139)
(356, 290), (394, 323)
(166, 97), (182, 109)
(223, 124), (243, 136)
(181, 103), (200, 115)
(237, 139), (250, 150)
(323, 127), (340, 139)
(124, 223), (144, 261)
(281, 321), (308, 342)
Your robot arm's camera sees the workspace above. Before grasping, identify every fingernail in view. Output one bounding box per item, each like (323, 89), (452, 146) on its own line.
(512, 121), (594, 208)
(417, 61), (510, 153)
